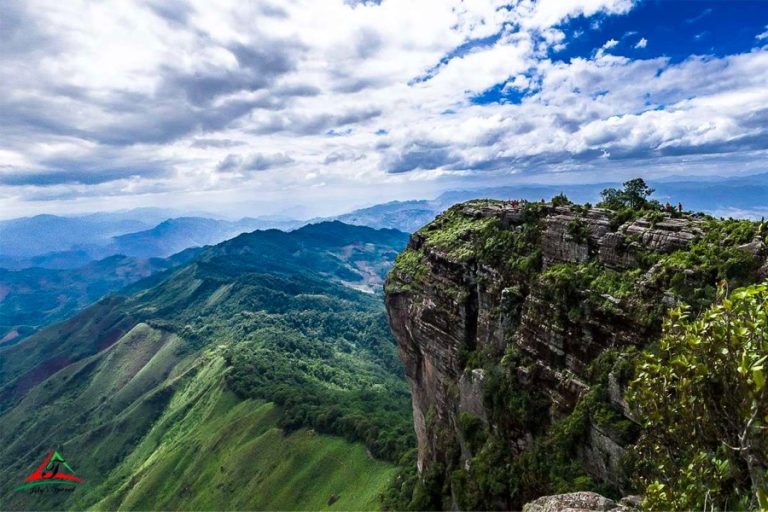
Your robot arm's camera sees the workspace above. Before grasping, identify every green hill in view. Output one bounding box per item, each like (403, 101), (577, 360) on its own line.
(0, 250), (201, 347)
(0, 222), (412, 511)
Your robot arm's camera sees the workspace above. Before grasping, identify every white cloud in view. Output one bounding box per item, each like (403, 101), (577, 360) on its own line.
(757, 25), (768, 41)
(2, 0), (768, 218)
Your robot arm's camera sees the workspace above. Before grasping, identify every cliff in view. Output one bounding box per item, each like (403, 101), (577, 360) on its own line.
(384, 200), (767, 510)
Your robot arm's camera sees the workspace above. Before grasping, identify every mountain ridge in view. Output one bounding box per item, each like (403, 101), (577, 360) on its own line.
(0, 221), (411, 511)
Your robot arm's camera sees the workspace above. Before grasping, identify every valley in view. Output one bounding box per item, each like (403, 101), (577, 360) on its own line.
(0, 222), (411, 511)
(2, 188), (767, 510)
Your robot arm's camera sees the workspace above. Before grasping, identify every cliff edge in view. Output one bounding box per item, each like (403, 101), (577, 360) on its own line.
(384, 199), (767, 510)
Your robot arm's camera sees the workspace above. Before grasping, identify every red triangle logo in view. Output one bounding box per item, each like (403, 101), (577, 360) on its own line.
(16, 450), (85, 491)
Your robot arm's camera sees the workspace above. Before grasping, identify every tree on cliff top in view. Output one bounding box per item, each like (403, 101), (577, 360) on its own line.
(629, 283), (768, 511)
(598, 178), (655, 210)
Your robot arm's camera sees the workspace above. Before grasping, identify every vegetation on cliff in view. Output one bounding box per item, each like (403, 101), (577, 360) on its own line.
(384, 179), (768, 510)
(629, 283), (768, 510)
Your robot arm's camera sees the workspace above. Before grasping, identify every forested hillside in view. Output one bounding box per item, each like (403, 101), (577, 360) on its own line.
(0, 222), (412, 511)
(0, 249), (202, 346)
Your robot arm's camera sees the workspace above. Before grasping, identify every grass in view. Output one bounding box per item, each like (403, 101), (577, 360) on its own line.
(0, 222), (411, 511)
(80, 355), (395, 511)
(0, 326), (395, 511)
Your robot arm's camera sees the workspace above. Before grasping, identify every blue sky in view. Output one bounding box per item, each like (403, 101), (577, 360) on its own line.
(1, 0), (767, 218)
(556, 1), (768, 63)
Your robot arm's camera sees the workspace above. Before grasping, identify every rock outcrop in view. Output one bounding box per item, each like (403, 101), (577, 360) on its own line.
(523, 492), (641, 512)
(385, 200), (766, 509)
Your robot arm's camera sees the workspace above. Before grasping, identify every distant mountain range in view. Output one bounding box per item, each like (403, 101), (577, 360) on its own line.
(0, 220), (407, 346)
(107, 216), (302, 259)
(0, 249), (202, 347)
(3, 172), (766, 270)
(0, 212), (303, 269)
(328, 172), (768, 232)
(0, 170), (764, 258)
(0, 214), (152, 260)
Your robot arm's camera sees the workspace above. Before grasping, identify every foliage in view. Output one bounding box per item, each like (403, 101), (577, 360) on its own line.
(598, 178), (655, 210)
(224, 317), (415, 463)
(488, 219), (544, 277)
(173, 268), (418, 464)
(651, 218), (761, 313)
(551, 193), (572, 207)
(567, 217), (590, 244)
(629, 283), (768, 510)
(73, 356), (396, 511)
(413, 200), (547, 267)
(416, 204), (498, 261)
(423, 348), (637, 511)
(608, 207), (642, 230)
(458, 412), (487, 453)
(537, 262), (658, 327)
(385, 249), (428, 293)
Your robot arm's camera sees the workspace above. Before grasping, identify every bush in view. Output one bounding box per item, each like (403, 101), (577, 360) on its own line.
(551, 193), (572, 207)
(567, 218), (590, 244)
(629, 283), (768, 510)
(458, 412), (487, 453)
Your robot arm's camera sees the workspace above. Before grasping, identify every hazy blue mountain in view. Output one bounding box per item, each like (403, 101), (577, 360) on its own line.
(651, 174), (768, 218)
(0, 212), (305, 268)
(0, 214), (152, 259)
(333, 200), (438, 233)
(331, 172), (768, 232)
(76, 207), (186, 227)
(0, 250), (95, 270)
(108, 217), (304, 258)
(0, 249), (203, 347)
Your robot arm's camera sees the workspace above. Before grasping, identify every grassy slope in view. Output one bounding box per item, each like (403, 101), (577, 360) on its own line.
(82, 355), (396, 511)
(0, 222), (411, 511)
(0, 330), (395, 511)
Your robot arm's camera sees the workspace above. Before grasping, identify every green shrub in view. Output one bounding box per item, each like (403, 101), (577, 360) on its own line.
(567, 218), (590, 244)
(458, 412), (487, 453)
(629, 284), (768, 510)
(551, 193), (572, 207)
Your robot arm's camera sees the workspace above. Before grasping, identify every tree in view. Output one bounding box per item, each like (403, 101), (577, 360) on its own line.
(628, 283), (768, 510)
(622, 178), (655, 209)
(598, 178), (655, 210)
(551, 193), (572, 207)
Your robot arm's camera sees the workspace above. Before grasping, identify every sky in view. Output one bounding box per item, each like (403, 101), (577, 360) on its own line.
(1, 0), (768, 219)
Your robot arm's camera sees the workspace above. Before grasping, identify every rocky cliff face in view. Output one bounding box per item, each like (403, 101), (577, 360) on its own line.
(385, 200), (766, 509)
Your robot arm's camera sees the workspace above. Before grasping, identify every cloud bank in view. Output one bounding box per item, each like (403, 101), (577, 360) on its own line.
(1, 0), (767, 217)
